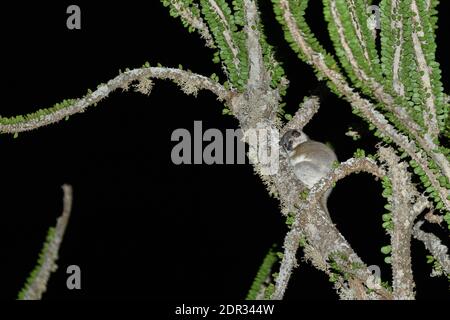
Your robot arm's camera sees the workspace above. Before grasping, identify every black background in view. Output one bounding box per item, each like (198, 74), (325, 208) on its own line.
(0, 1), (448, 300)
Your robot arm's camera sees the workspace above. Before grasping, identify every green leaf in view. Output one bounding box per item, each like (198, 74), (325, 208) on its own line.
(381, 245), (392, 255)
(246, 246), (278, 300)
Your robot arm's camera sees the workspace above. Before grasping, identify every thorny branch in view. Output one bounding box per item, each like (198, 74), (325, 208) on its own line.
(0, 67), (232, 134)
(379, 147), (422, 299)
(271, 157), (391, 300)
(413, 221), (450, 276)
(19, 185), (73, 300)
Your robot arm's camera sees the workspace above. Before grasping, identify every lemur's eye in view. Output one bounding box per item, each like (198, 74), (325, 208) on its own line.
(292, 130), (300, 137)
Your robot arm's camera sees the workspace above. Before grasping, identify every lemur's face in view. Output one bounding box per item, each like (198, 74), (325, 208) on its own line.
(280, 129), (309, 152)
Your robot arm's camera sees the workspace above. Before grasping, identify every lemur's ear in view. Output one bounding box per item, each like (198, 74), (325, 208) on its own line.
(280, 130), (295, 152)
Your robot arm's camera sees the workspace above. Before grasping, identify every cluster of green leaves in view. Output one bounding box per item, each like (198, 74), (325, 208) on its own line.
(298, 235), (307, 247)
(352, 148), (377, 162)
(322, 0), (448, 140)
(272, 0), (343, 96)
(410, 158), (449, 214)
(379, 0), (423, 132)
(164, 0), (287, 94)
(161, 0), (209, 36)
(426, 255), (450, 282)
(324, 0), (382, 96)
(380, 0), (450, 225)
(263, 283), (276, 299)
(380, 176), (394, 231)
(381, 0), (447, 135)
(380, 245), (392, 264)
(162, 0), (248, 90)
(285, 212), (295, 227)
(346, 127), (361, 141)
(299, 189), (309, 200)
(409, 0), (447, 134)
(246, 246), (279, 300)
(328, 261), (346, 283)
(17, 227), (57, 300)
(327, 252), (351, 284)
(203, 0), (250, 90)
(445, 212), (450, 229)
(329, 252), (392, 294)
(353, 148), (366, 158)
(380, 175), (394, 264)
(323, 0), (450, 162)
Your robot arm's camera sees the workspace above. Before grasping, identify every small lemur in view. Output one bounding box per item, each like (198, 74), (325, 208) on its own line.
(281, 129), (337, 216)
